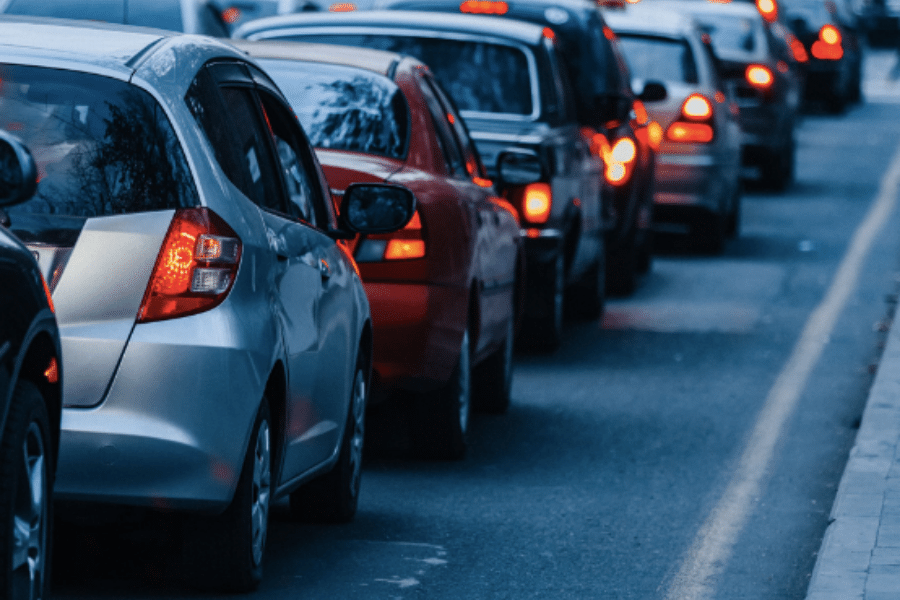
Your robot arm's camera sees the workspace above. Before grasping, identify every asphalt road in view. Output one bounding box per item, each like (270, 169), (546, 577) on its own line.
(53, 51), (900, 600)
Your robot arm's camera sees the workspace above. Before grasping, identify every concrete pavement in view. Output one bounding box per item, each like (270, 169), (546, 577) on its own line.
(806, 308), (900, 599)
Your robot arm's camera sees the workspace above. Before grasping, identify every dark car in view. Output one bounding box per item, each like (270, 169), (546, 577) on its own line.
(781, 0), (864, 111)
(236, 10), (614, 349)
(0, 0), (230, 35)
(371, 0), (666, 296)
(655, 0), (803, 190)
(0, 130), (62, 600)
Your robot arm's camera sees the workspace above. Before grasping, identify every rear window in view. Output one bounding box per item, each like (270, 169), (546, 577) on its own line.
(286, 34), (535, 116)
(257, 59), (410, 160)
(616, 34), (699, 85)
(0, 64), (198, 218)
(694, 14), (760, 55)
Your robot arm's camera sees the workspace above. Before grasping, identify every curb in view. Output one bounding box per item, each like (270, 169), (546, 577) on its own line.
(806, 314), (900, 600)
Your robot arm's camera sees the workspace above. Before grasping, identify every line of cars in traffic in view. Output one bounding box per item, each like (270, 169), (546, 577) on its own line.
(0, 0), (870, 596)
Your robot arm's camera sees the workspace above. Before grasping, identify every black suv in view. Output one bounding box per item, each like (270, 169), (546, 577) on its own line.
(376, 0), (666, 295)
(0, 130), (61, 600)
(236, 10), (615, 349)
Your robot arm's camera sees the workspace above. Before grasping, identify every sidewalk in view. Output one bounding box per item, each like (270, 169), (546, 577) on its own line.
(806, 313), (900, 599)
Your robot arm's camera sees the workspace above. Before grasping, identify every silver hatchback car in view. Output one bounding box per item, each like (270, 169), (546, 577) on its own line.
(0, 16), (413, 592)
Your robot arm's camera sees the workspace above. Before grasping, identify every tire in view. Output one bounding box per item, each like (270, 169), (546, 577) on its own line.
(411, 327), (471, 460)
(636, 227), (653, 275)
(183, 400), (271, 593)
(290, 358), (367, 523)
(0, 381), (52, 600)
(761, 138), (794, 192)
(523, 252), (564, 352)
(726, 185), (742, 239)
(567, 252), (606, 321)
(473, 309), (515, 414)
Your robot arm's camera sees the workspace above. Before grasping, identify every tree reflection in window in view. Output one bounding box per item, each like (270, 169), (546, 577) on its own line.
(1, 65), (198, 219)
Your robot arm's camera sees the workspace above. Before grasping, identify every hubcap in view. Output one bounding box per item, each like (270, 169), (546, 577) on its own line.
(250, 420), (270, 567)
(349, 372), (366, 499)
(12, 422), (47, 600)
(458, 330), (471, 434)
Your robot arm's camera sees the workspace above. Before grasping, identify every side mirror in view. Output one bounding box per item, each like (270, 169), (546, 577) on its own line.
(496, 149), (544, 186)
(638, 80), (667, 103)
(339, 183), (416, 234)
(0, 130), (38, 208)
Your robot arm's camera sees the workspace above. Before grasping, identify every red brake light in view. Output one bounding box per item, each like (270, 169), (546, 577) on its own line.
(666, 122), (714, 143)
(786, 33), (809, 63)
(605, 138), (637, 186)
(633, 100), (648, 126)
(221, 7), (240, 23)
(329, 2), (357, 11)
(812, 25), (843, 59)
(820, 24), (841, 45)
(647, 121), (663, 150)
(355, 210), (426, 262)
(746, 65), (774, 90)
(756, 0), (778, 22)
(522, 183), (552, 224)
(460, 1), (508, 14)
(384, 240), (426, 260)
(682, 94), (713, 120)
(138, 208), (241, 323)
(543, 27), (556, 41)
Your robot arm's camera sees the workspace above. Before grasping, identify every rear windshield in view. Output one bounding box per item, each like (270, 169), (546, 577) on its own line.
(283, 34), (535, 116)
(0, 64), (198, 218)
(257, 59), (410, 159)
(693, 14), (760, 55)
(616, 34), (699, 85)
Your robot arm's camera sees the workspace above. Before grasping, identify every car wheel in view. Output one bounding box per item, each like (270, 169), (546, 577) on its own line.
(761, 138), (794, 191)
(411, 327), (471, 459)
(567, 252), (606, 321)
(183, 400), (271, 593)
(290, 358), (367, 523)
(0, 381), (52, 600)
(473, 308), (515, 414)
(523, 252), (564, 351)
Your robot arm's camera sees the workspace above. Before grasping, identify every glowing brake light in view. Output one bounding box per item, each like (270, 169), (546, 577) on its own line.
(329, 2), (357, 11)
(745, 65), (774, 90)
(787, 33), (809, 63)
(756, 0), (778, 22)
(138, 208), (241, 323)
(610, 137), (636, 163)
(647, 121), (663, 150)
(356, 210), (426, 262)
(460, 1), (508, 14)
(605, 138), (637, 186)
(522, 183), (552, 224)
(682, 94), (713, 120)
(221, 7), (241, 23)
(812, 25), (844, 60)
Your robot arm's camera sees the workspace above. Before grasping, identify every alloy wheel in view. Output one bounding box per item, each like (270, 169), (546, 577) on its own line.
(12, 421), (47, 600)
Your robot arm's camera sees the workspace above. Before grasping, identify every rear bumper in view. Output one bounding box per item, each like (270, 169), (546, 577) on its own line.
(366, 281), (467, 395)
(653, 153), (722, 215)
(55, 311), (268, 511)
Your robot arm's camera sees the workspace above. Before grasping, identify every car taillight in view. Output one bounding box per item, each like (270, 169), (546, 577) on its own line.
(666, 94), (715, 144)
(138, 208), (241, 323)
(745, 65), (774, 90)
(355, 210), (426, 262)
(812, 25), (844, 60)
(460, 0), (508, 14)
(647, 121), (663, 150)
(329, 2), (357, 11)
(756, 0), (778, 22)
(221, 7), (240, 23)
(506, 183), (552, 225)
(786, 33), (809, 63)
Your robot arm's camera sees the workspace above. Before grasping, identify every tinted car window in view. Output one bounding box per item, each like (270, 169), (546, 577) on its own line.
(695, 15), (760, 54)
(0, 64), (198, 217)
(257, 59), (409, 160)
(617, 35), (700, 84)
(4, 0), (124, 20)
(294, 34), (535, 116)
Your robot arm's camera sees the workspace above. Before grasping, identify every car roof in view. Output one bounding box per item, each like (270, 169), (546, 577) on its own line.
(0, 16), (247, 84)
(233, 9), (547, 45)
(603, 5), (698, 37)
(646, 0), (762, 18)
(230, 39), (406, 77)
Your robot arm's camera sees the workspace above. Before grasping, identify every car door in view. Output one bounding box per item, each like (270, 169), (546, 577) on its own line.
(251, 79), (356, 477)
(421, 73), (518, 349)
(200, 62), (345, 480)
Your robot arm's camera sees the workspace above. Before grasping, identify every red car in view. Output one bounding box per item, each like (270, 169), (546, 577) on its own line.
(235, 41), (526, 459)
